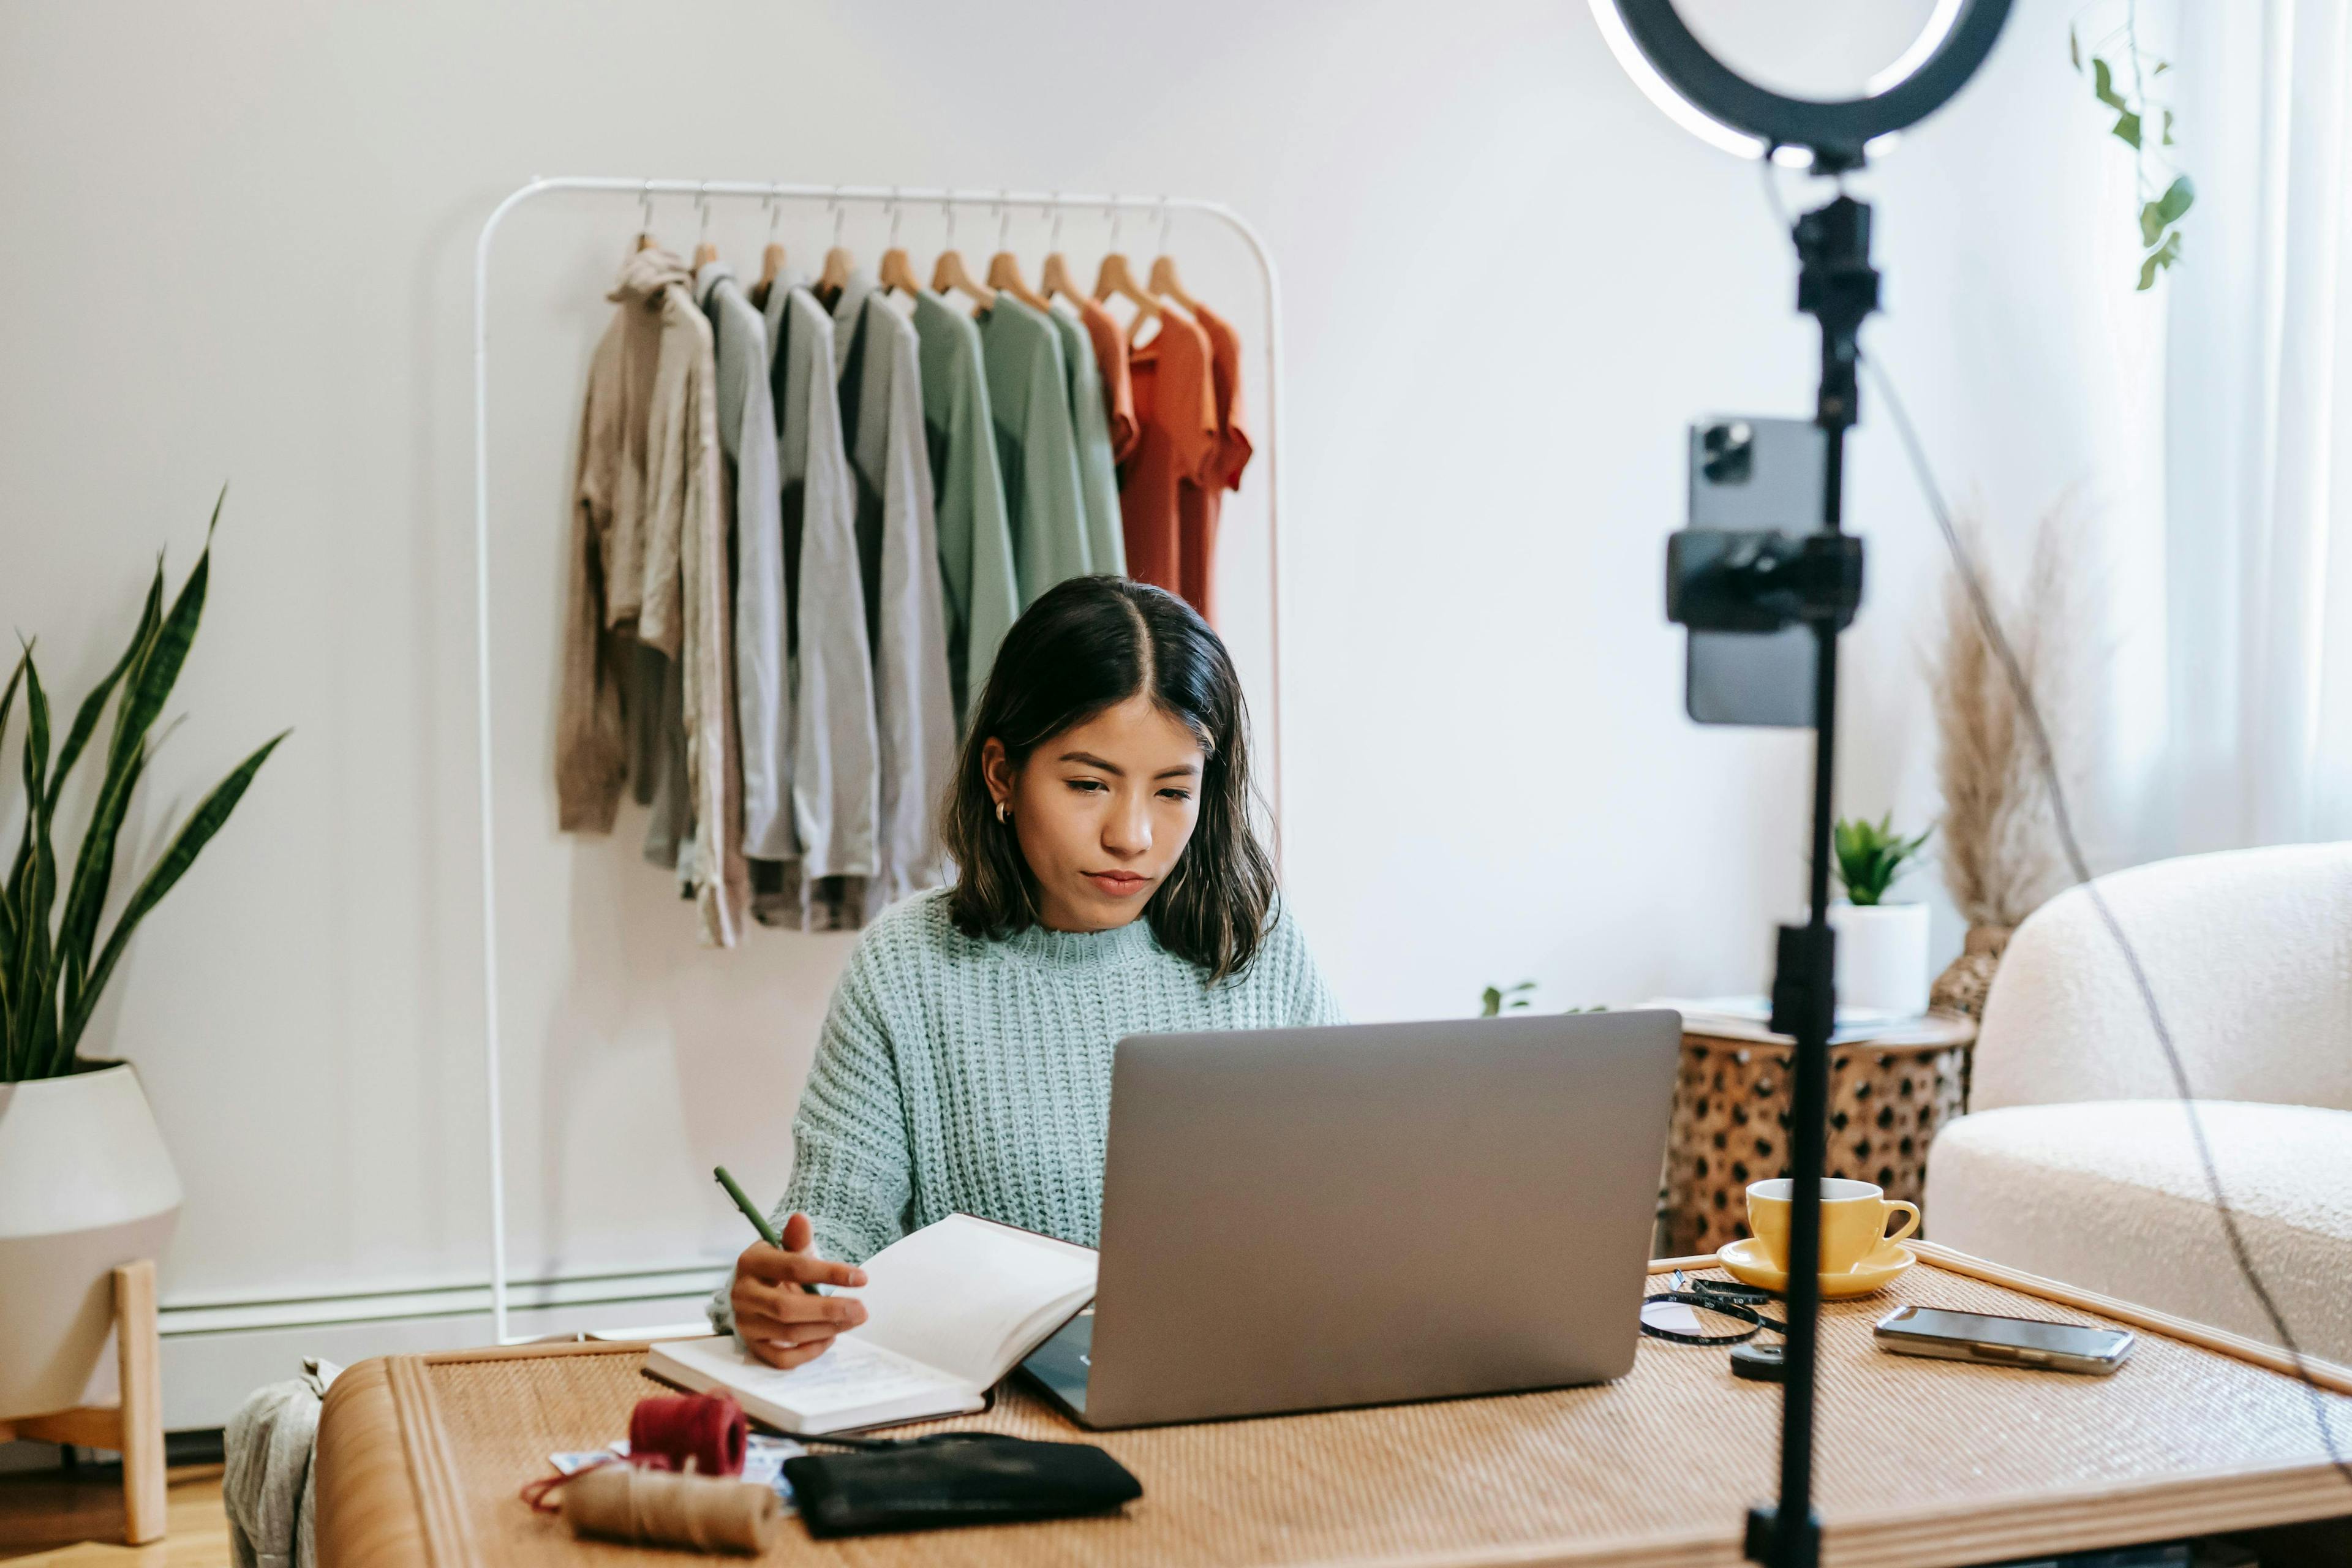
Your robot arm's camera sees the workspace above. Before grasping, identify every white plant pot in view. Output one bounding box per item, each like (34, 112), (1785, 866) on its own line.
(1826, 902), (1931, 1019)
(0, 1061), (181, 1420)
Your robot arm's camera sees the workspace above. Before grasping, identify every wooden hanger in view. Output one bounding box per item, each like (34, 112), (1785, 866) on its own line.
(816, 197), (854, 298)
(876, 194), (922, 301)
(1039, 202), (1085, 308)
(932, 203), (998, 309)
(984, 200), (1052, 311)
(1148, 254), (1203, 315)
(1040, 249), (1082, 306)
(633, 188), (659, 253)
(1093, 202), (1163, 326)
(692, 192), (719, 268)
(1147, 202), (1205, 314)
(757, 193), (786, 295)
(1093, 251), (1162, 325)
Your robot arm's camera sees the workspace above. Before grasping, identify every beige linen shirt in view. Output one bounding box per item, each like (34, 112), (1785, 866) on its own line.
(557, 246), (747, 946)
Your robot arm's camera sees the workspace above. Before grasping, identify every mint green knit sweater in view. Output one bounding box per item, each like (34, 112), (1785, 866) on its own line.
(764, 888), (1342, 1269)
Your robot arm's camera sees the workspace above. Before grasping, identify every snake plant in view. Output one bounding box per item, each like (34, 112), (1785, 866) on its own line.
(1, 496), (285, 1080)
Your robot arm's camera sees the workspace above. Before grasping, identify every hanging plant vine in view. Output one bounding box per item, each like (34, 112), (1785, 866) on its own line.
(2072, 0), (2193, 290)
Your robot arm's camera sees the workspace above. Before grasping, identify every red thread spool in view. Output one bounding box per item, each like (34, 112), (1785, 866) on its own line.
(628, 1392), (747, 1477)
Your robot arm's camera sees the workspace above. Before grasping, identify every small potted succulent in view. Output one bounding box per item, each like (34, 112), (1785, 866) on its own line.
(0, 508), (284, 1422)
(1826, 814), (1934, 1019)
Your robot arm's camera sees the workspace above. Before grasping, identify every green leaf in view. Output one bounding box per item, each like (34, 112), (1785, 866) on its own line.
(2136, 229), (2185, 290)
(2092, 57), (2128, 110)
(109, 490), (221, 780)
(12, 660), (55, 1072)
(2162, 107), (2175, 145)
(0, 647), (25, 967)
(1831, 813), (1931, 905)
(2068, 26), (2081, 71)
(56, 742), (148, 1019)
(43, 561), (162, 819)
(108, 535), (210, 780)
(2139, 201), (2165, 247)
(0, 650), (23, 756)
(2113, 110), (2143, 149)
(2152, 59), (2170, 76)
(2156, 174), (2195, 225)
(6, 641), (39, 916)
(60, 731), (287, 1068)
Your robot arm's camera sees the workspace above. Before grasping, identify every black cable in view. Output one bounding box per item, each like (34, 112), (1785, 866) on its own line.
(1856, 350), (2352, 1488)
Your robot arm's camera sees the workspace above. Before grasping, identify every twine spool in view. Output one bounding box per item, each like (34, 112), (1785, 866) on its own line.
(561, 1463), (781, 1555)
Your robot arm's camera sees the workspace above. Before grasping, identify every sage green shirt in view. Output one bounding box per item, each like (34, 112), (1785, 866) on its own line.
(911, 292), (1022, 720)
(976, 296), (1093, 605)
(1047, 303), (1126, 578)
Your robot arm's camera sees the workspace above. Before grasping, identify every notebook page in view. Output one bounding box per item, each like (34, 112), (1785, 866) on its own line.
(737, 1335), (970, 1419)
(655, 1333), (971, 1422)
(850, 1215), (1098, 1387)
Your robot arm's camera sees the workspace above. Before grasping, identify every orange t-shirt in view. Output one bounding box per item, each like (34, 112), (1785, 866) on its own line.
(1076, 296), (1138, 462)
(1119, 308), (1218, 603)
(1181, 303), (1253, 624)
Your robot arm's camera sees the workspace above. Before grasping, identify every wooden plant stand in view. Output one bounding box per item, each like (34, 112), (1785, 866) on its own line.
(0, 1260), (166, 1545)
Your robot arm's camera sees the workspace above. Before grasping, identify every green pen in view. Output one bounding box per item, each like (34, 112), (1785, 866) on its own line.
(714, 1165), (822, 1297)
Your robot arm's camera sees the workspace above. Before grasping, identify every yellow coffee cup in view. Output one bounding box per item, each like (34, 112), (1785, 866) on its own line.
(1746, 1178), (1920, 1276)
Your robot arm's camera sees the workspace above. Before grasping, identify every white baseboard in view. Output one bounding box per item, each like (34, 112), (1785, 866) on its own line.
(157, 1265), (727, 1431)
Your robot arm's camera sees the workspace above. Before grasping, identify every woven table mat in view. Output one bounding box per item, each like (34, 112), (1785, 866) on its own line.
(419, 1261), (2352, 1567)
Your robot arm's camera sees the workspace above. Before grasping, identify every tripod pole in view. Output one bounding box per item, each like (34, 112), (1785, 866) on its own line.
(1745, 189), (1878, 1568)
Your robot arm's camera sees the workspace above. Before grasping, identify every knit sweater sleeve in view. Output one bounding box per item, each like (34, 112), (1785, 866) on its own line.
(1266, 904), (1347, 1027)
(774, 946), (916, 1265)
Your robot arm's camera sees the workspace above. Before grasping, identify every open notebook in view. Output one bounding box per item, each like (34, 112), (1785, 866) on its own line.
(648, 1214), (1098, 1434)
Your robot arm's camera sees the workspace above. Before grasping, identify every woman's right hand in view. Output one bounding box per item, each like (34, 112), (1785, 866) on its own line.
(729, 1212), (870, 1368)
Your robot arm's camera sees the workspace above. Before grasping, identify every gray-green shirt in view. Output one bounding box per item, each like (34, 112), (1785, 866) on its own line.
(1047, 303), (1126, 578)
(975, 296), (1092, 605)
(832, 276), (956, 914)
(911, 292), (1022, 720)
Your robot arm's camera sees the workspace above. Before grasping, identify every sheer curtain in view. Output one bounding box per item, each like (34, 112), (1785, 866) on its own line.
(2159, 0), (2352, 851)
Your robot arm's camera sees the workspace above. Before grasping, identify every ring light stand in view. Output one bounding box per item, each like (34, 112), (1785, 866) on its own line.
(1586, 5), (2014, 1565)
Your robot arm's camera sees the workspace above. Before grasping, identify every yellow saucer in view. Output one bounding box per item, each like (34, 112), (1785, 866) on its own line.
(1717, 1237), (1916, 1299)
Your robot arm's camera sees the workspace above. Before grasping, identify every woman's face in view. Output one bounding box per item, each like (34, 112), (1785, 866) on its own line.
(983, 694), (1207, 932)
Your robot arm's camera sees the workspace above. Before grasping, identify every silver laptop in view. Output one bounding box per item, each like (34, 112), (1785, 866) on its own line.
(1021, 1009), (1681, 1428)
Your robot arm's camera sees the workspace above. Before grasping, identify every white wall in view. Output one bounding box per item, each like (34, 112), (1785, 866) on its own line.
(0, 0), (2165, 1425)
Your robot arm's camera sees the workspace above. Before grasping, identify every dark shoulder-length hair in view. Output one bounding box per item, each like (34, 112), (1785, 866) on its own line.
(941, 576), (1276, 981)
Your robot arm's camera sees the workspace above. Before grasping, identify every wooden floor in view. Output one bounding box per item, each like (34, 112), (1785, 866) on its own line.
(0, 1466), (230, 1568)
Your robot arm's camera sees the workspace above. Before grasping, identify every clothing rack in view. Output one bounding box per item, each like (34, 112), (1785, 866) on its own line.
(471, 176), (1289, 1343)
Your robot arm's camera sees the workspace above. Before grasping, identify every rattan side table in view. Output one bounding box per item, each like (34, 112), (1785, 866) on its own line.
(1659, 1013), (1977, 1258)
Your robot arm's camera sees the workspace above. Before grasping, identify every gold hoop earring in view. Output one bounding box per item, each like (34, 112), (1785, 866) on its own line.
(997, 800), (1011, 825)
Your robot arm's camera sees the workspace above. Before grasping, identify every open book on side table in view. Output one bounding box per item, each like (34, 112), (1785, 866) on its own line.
(648, 1213), (1097, 1434)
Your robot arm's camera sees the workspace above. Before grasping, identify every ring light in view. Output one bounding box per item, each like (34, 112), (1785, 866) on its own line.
(1588, 0), (2013, 169)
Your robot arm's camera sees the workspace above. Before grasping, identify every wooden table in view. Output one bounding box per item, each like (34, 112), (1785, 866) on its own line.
(315, 1245), (2352, 1568)
(1662, 1016), (1978, 1257)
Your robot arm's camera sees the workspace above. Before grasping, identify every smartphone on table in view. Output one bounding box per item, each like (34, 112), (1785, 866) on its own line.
(1874, 1305), (2135, 1375)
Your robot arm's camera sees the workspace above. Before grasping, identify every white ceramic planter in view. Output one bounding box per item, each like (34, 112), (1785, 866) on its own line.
(1826, 902), (1931, 1019)
(0, 1061), (181, 1420)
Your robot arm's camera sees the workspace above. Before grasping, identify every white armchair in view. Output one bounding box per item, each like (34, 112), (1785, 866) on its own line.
(1924, 843), (2352, 1363)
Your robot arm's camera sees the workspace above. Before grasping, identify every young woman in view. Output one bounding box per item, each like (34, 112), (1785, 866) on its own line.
(721, 576), (1342, 1368)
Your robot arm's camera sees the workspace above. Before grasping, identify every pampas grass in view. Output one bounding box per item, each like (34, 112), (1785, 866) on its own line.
(1932, 501), (2086, 930)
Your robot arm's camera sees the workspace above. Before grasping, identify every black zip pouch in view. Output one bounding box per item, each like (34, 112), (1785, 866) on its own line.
(782, 1433), (1142, 1538)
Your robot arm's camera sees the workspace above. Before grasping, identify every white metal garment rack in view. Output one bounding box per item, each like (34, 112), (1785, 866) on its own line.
(471, 176), (1288, 1342)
